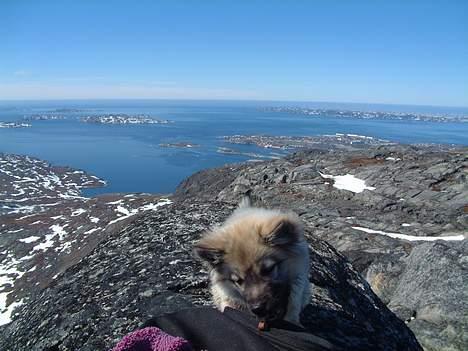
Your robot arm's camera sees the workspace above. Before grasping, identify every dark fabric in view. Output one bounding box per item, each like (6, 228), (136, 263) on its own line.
(142, 307), (340, 351)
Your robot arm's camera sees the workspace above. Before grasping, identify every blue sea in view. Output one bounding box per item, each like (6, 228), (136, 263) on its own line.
(0, 99), (467, 195)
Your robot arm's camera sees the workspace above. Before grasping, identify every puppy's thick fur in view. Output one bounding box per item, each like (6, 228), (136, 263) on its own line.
(194, 198), (310, 324)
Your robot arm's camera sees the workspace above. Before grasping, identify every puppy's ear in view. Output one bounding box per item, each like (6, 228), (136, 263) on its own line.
(193, 242), (224, 267)
(263, 217), (302, 246)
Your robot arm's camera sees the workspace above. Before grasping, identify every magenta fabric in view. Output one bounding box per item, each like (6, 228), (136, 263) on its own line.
(112, 327), (192, 351)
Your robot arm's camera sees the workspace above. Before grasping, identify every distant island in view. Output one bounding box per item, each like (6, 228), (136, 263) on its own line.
(0, 122), (31, 128)
(264, 107), (468, 123)
(5, 113), (174, 128)
(80, 114), (172, 125)
(23, 114), (67, 121)
(159, 142), (200, 148)
(223, 133), (394, 151)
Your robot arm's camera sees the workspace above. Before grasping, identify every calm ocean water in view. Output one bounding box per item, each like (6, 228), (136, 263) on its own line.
(0, 99), (467, 195)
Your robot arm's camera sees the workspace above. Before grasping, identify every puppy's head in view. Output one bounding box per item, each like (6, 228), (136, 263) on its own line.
(194, 204), (304, 321)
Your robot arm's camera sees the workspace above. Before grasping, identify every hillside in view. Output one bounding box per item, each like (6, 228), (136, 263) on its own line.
(1, 144), (466, 350)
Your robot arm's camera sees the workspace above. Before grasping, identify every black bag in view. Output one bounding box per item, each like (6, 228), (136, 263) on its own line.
(143, 307), (340, 351)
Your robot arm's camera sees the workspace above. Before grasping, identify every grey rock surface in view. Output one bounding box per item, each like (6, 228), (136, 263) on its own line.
(176, 144), (468, 351)
(1, 144), (465, 350)
(0, 201), (421, 351)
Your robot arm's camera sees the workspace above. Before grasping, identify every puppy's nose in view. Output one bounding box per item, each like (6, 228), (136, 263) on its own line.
(251, 303), (266, 317)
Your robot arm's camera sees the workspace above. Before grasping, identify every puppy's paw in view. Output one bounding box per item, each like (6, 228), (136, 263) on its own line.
(220, 298), (249, 312)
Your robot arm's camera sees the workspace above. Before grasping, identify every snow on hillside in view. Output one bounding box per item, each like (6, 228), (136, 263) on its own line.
(0, 153), (172, 325)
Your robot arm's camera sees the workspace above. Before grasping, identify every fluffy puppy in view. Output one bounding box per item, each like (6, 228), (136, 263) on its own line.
(194, 197), (310, 324)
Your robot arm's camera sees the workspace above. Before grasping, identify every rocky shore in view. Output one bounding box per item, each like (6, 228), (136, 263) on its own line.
(0, 143), (466, 350)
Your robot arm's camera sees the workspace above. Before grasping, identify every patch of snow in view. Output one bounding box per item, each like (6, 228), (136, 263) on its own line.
(89, 217), (100, 223)
(401, 223), (411, 227)
(10, 188), (25, 197)
(107, 198), (172, 226)
(15, 214), (37, 221)
(50, 224), (67, 240)
(32, 233), (55, 252)
(31, 223), (67, 252)
(58, 193), (87, 200)
(107, 199), (123, 205)
(84, 228), (100, 235)
(139, 198), (173, 211)
(16, 177), (36, 183)
(0, 253), (26, 326)
(18, 236), (40, 243)
(352, 226), (465, 242)
(71, 208), (86, 216)
(107, 213), (135, 226)
(0, 298), (23, 326)
(116, 206), (131, 216)
(57, 241), (72, 253)
(19, 255), (34, 261)
(385, 157), (401, 161)
(41, 178), (54, 190)
(320, 173), (376, 193)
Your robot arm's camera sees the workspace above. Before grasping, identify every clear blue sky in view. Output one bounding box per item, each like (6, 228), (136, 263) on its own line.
(1, 0), (467, 106)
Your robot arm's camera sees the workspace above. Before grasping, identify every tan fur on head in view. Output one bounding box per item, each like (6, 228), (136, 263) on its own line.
(194, 199), (310, 324)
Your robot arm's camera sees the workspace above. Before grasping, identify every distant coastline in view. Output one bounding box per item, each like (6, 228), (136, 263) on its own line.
(1, 100), (467, 196)
(263, 106), (468, 123)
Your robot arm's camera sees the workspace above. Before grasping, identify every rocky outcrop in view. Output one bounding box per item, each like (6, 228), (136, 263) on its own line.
(1, 144), (465, 350)
(175, 144), (468, 350)
(0, 201), (421, 351)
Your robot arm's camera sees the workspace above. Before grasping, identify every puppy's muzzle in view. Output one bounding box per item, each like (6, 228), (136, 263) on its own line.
(250, 302), (267, 318)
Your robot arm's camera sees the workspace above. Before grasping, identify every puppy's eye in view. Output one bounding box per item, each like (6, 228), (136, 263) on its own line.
(231, 274), (244, 286)
(261, 262), (278, 276)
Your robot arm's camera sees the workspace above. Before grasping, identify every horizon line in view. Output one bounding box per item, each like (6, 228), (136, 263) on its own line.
(0, 97), (467, 110)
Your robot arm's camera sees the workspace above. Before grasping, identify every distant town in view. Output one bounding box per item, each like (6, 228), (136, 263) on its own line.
(264, 107), (468, 123)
